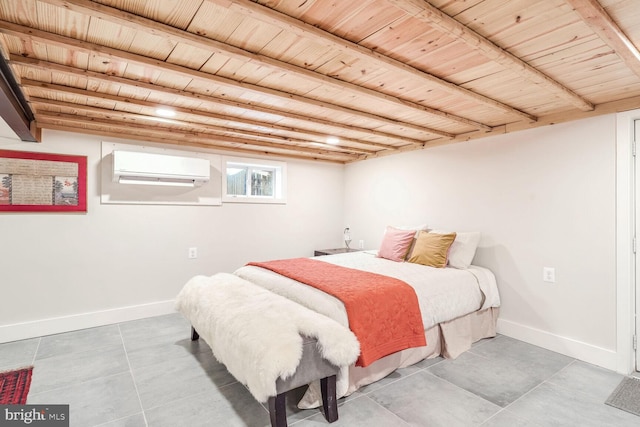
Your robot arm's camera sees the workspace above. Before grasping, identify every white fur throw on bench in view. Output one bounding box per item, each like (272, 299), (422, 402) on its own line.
(175, 273), (360, 402)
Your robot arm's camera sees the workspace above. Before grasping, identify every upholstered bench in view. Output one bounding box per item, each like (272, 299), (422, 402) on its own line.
(176, 273), (360, 427)
(192, 328), (339, 427)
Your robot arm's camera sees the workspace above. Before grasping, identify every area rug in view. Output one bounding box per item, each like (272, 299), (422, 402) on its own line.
(0, 366), (33, 405)
(605, 376), (640, 417)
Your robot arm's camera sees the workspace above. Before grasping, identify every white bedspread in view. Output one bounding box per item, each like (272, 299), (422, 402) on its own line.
(234, 250), (501, 406)
(235, 250), (500, 332)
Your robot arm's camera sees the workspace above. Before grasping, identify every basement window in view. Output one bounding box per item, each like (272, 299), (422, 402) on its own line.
(222, 156), (287, 204)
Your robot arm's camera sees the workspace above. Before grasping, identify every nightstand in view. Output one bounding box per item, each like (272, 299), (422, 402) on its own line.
(314, 248), (362, 256)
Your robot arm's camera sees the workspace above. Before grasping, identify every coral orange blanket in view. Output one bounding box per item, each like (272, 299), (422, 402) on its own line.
(247, 258), (426, 367)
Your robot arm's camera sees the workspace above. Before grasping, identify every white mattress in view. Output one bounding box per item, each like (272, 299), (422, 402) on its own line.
(235, 250), (500, 332)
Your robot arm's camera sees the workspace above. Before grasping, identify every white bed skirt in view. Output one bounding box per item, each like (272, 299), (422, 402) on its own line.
(299, 306), (499, 408)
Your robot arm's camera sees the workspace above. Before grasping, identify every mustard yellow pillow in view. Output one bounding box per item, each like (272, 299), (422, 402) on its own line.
(408, 231), (457, 268)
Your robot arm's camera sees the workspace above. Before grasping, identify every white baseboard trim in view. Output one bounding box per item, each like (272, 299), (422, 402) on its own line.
(0, 300), (177, 344)
(497, 318), (619, 372)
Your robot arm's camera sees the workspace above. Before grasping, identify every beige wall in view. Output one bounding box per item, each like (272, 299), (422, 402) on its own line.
(0, 116), (626, 371)
(344, 115), (618, 368)
(0, 130), (345, 342)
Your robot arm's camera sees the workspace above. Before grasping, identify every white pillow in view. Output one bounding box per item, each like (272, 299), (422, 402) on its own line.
(430, 230), (481, 269)
(392, 224), (429, 236)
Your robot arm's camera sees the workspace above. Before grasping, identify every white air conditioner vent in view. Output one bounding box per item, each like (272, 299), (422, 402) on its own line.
(113, 150), (210, 187)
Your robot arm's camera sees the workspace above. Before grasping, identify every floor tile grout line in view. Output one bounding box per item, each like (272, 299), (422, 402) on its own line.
(92, 412), (146, 427)
(141, 379), (239, 414)
(358, 358), (493, 406)
(30, 332), (130, 363)
(490, 357), (578, 415)
(477, 408), (509, 426)
(363, 393), (413, 426)
(359, 365), (435, 396)
(544, 358), (578, 384)
(286, 399), (336, 426)
(27, 370), (132, 398)
(363, 348), (577, 426)
(354, 357), (447, 396)
(543, 359), (628, 403)
(25, 338), (134, 397)
(501, 372), (559, 413)
(478, 407), (546, 427)
(363, 366), (502, 425)
(466, 343), (498, 361)
(117, 323), (149, 427)
(30, 337), (42, 366)
(298, 392), (411, 427)
(424, 368), (546, 427)
(420, 369), (502, 411)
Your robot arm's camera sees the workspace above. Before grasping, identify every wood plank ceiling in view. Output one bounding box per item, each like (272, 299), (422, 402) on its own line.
(0, 0), (639, 163)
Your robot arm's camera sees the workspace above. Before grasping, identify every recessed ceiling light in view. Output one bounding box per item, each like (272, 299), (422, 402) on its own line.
(326, 136), (340, 145)
(141, 116), (174, 124)
(155, 108), (176, 117)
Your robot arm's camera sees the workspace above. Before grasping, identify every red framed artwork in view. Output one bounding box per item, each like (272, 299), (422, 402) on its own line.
(0, 150), (87, 212)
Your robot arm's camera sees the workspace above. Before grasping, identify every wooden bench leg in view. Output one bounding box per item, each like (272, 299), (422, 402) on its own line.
(321, 374), (338, 423)
(191, 326), (199, 341)
(268, 393), (287, 427)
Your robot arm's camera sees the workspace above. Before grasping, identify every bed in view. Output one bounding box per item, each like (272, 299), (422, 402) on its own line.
(233, 229), (500, 408)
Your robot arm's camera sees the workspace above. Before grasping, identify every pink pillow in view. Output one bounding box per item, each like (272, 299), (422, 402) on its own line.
(377, 227), (417, 262)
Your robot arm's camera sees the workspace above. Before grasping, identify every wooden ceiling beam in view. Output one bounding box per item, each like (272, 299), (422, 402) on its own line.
(34, 0), (507, 129)
(363, 94), (640, 161)
(213, 0), (537, 122)
(30, 95), (373, 157)
(385, 0), (595, 112)
(38, 121), (347, 163)
(31, 103), (364, 159)
(21, 80), (380, 155)
(10, 55), (422, 149)
(9, 54), (425, 149)
(0, 20), (458, 138)
(565, 0), (640, 79)
(35, 111), (360, 162)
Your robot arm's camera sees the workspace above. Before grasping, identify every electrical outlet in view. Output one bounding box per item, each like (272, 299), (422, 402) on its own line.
(358, 239), (365, 249)
(188, 247), (198, 259)
(543, 267), (555, 283)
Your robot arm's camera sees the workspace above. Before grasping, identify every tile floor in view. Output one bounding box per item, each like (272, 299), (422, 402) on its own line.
(1, 313), (638, 427)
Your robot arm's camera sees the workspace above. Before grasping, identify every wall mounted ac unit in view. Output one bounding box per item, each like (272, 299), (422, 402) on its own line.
(113, 150), (210, 187)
